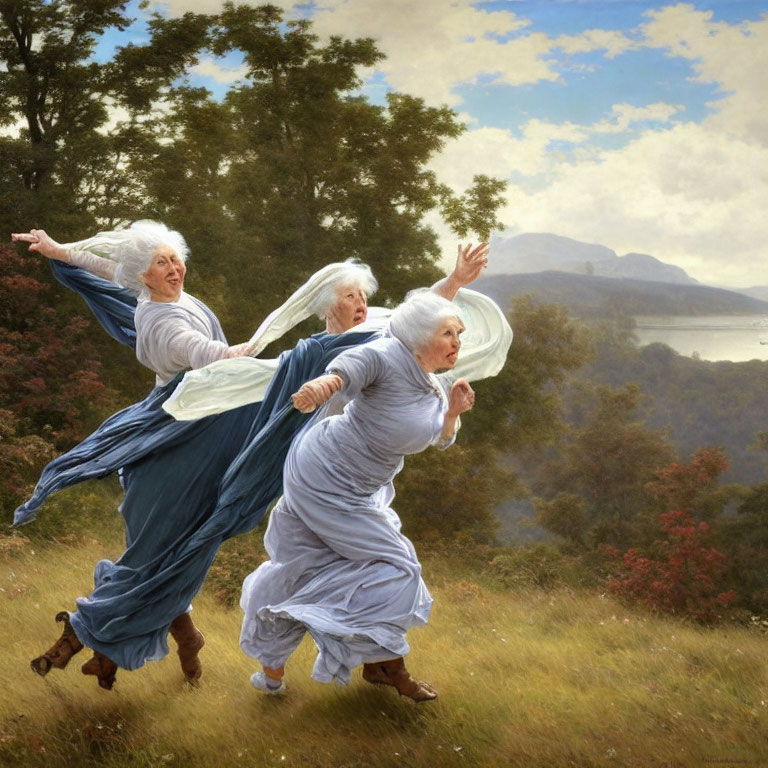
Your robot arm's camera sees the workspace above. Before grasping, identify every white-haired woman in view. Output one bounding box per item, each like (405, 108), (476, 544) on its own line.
(12, 223), (261, 379)
(161, 243), (504, 421)
(11, 224), (495, 691)
(239, 292), (482, 702)
(11, 221), (284, 688)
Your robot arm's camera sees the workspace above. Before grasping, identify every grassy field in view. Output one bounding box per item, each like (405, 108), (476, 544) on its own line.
(1, 531), (767, 768)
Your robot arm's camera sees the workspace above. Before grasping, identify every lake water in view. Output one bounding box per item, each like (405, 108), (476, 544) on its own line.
(634, 315), (768, 362)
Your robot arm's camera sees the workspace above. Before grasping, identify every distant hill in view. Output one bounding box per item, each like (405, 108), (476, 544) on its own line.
(488, 233), (699, 285)
(473, 271), (768, 317)
(736, 286), (768, 302)
(595, 252), (697, 284)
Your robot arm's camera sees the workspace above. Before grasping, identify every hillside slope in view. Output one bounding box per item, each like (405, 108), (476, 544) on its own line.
(474, 271), (768, 317)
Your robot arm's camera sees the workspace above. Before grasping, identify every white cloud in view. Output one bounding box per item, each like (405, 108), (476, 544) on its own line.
(498, 123), (767, 287)
(426, 5), (768, 287)
(191, 56), (249, 84)
(307, 0), (638, 107)
(640, 4), (768, 144)
(555, 28), (637, 59)
(591, 102), (683, 134)
(430, 111), (767, 287)
(154, 0), (295, 15)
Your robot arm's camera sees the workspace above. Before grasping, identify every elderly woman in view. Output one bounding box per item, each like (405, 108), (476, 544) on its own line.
(161, 243), (505, 422)
(239, 292), (483, 702)
(11, 224), (494, 690)
(12, 222), (274, 688)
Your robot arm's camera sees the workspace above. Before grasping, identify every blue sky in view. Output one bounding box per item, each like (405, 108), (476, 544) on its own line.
(101, 0), (768, 286)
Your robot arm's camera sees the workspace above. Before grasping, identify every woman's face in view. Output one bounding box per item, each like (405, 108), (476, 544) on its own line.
(141, 244), (187, 302)
(416, 316), (464, 373)
(326, 282), (368, 333)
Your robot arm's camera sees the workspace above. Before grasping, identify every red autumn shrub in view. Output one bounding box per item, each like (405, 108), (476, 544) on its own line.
(605, 508), (738, 622)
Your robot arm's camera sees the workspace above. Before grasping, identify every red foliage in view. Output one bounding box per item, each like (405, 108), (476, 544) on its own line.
(0, 245), (112, 510)
(646, 446), (729, 511)
(605, 508), (738, 622)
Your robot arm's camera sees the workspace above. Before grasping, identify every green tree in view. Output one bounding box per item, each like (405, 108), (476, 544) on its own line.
(0, 0), (212, 237)
(536, 384), (675, 549)
(715, 483), (768, 613)
(143, 3), (506, 339)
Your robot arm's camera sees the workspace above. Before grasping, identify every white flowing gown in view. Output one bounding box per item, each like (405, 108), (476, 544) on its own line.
(239, 335), (457, 685)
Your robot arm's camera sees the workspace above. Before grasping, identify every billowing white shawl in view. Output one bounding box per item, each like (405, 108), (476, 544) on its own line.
(163, 264), (512, 421)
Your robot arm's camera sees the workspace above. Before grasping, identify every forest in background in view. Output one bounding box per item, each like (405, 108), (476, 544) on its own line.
(2, 0), (768, 633)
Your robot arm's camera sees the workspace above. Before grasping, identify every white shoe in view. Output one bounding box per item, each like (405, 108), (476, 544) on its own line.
(250, 670), (285, 695)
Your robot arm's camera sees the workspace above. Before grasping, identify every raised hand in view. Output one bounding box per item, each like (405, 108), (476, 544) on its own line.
(291, 374), (343, 413)
(451, 243), (489, 288)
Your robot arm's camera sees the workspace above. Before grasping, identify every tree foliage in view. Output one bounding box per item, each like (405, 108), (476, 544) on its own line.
(0, 0), (214, 237)
(536, 384), (675, 549)
(715, 483), (768, 614)
(605, 509), (738, 623)
(137, 3), (506, 340)
(0, 245), (116, 513)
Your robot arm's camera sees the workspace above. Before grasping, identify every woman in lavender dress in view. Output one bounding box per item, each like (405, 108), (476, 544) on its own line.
(240, 292), (481, 702)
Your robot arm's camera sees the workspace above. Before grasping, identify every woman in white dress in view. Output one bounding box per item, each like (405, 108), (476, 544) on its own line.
(240, 292), (481, 702)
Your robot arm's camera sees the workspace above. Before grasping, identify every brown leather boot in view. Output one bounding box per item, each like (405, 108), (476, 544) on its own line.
(362, 662), (395, 687)
(81, 652), (118, 690)
(368, 658), (437, 702)
(30, 612), (84, 676)
(169, 612), (205, 684)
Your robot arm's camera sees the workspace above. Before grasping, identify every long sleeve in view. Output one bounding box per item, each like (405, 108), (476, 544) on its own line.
(326, 343), (386, 400)
(156, 323), (231, 373)
(134, 294), (232, 385)
(431, 375), (459, 450)
(66, 249), (118, 282)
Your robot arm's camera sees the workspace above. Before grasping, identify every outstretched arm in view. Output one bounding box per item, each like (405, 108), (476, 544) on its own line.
(291, 373), (344, 413)
(12, 229), (116, 282)
(431, 243), (489, 301)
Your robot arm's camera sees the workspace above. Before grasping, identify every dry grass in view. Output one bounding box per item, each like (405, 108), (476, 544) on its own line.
(1, 533), (767, 768)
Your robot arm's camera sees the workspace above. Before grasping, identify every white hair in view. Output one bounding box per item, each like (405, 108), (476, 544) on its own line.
(306, 259), (378, 319)
(64, 220), (188, 297)
(389, 290), (463, 354)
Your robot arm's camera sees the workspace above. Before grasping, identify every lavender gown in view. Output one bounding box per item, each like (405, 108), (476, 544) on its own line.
(239, 335), (455, 684)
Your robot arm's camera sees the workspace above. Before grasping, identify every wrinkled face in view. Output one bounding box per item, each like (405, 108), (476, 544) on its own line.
(141, 244), (187, 302)
(326, 282), (368, 332)
(416, 316), (464, 373)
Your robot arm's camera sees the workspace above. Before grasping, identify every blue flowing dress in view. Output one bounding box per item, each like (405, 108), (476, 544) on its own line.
(15, 261), (375, 670)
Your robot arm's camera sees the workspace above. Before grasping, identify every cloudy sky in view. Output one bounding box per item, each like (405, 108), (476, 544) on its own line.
(115, 0), (767, 287)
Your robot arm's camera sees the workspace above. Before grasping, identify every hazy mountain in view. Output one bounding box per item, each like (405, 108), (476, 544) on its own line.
(487, 233), (617, 275)
(488, 233), (698, 285)
(473, 271), (768, 318)
(735, 286), (768, 302)
(594, 252), (698, 285)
